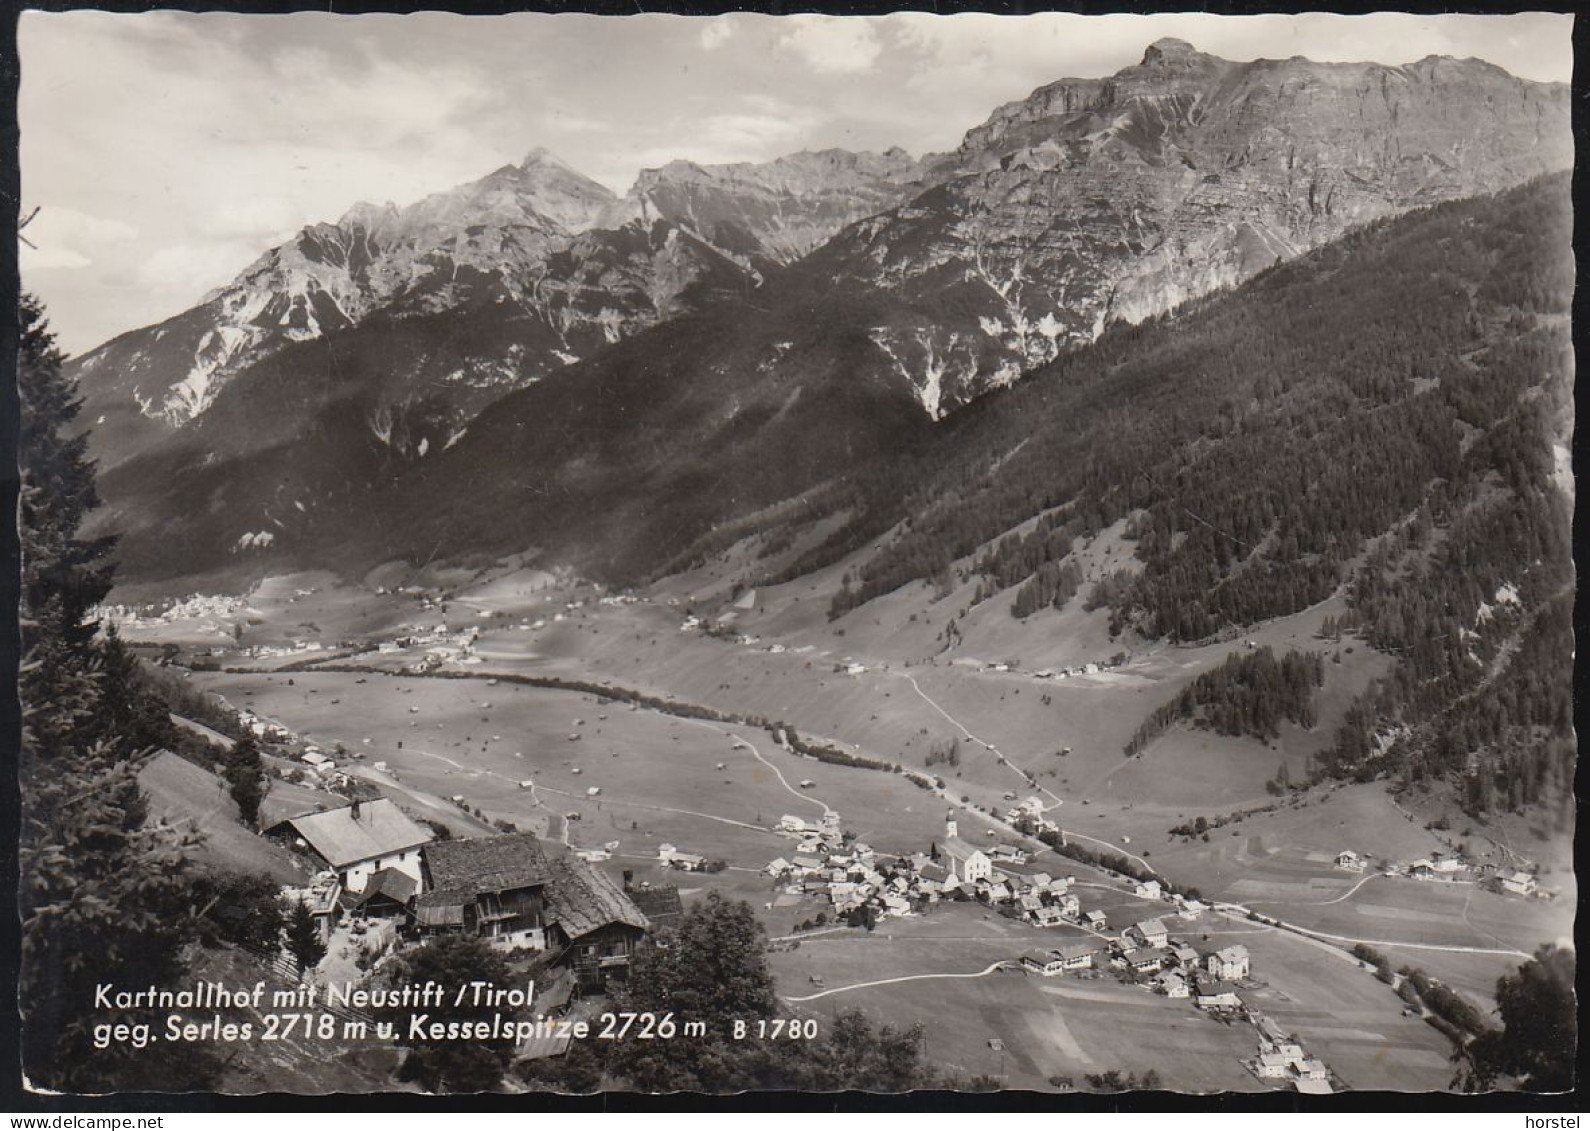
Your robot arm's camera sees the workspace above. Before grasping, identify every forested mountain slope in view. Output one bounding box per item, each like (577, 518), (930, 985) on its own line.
(762, 173), (1573, 810)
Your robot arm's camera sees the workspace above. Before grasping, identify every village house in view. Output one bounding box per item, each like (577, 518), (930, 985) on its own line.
(1125, 948), (1164, 974)
(1131, 918), (1170, 949)
(1032, 905), (1066, 927)
(1256, 1050), (1293, 1079)
(1022, 951), (1068, 977)
(266, 798), (432, 894)
(1335, 850), (1366, 873)
(1054, 941), (1099, 970)
(1206, 945), (1251, 981)
(1134, 879), (1162, 900)
(1169, 944), (1201, 968)
(1158, 971), (1190, 998)
(1083, 910), (1108, 931)
(1291, 1058), (1329, 1082)
(1501, 871), (1537, 896)
(1194, 981), (1244, 1012)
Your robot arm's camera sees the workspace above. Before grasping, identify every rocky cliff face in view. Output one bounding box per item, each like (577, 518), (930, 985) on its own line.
(70, 149), (758, 469)
(811, 39), (1573, 417)
(604, 148), (929, 267)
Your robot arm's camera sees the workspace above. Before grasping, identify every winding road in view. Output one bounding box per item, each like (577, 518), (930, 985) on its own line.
(782, 961), (1011, 1003)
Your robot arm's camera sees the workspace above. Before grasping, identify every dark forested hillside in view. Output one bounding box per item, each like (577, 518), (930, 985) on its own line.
(770, 175), (1574, 806)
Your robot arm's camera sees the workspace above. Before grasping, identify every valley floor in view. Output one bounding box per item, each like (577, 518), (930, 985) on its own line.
(125, 563), (1573, 1094)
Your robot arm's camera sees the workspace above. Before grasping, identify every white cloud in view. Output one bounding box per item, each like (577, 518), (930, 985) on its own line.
(779, 16), (881, 75)
(17, 207), (137, 271)
(200, 196), (307, 242)
(699, 20), (733, 51)
(21, 245), (92, 271)
(138, 240), (264, 297)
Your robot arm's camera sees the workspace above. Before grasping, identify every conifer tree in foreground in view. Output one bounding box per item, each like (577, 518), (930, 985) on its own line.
(16, 293), (219, 1092)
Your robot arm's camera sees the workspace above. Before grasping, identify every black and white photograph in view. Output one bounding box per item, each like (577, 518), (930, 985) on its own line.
(10, 5), (1578, 1103)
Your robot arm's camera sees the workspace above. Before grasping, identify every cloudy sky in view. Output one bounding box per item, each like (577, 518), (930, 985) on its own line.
(19, 10), (1572, 355)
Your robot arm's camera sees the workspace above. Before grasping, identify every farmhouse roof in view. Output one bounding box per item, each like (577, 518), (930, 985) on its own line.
(425, 832), (551, 896)
(545, 857), (649, 941)
(282, 799), (431, 869)
(1055, 941), (1098, 961)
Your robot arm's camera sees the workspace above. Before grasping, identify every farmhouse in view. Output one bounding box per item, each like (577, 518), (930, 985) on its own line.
(416, 832), (552, 951)
(1206, 945), (1251, 981)
(1158, 971), (1189, 998)
(544, 856), (651, 989)
(266, 798), (431, 894)
(1134, 880), (1162, 900)
(1084, 910), (1108, 931)
(1335, 850), (1366, 873)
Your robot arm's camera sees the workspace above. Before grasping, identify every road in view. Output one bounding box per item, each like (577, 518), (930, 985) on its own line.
(903, 673), (1156, 875)
(1212, 905), (1529, 960)
(677, 716), (833, 818)
(782, 961), (1011, 1002)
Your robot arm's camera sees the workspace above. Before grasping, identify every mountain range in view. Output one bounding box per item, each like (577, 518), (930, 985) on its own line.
(71, 39), (1570, 591)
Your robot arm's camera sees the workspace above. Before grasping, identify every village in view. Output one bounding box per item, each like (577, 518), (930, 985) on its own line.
(108, 572), (1566, 1094)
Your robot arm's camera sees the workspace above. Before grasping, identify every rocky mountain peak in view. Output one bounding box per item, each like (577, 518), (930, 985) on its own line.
(1140, 37), (1205, 65)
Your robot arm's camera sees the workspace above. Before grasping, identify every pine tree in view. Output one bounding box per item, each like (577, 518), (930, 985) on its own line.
(285, 901), (327, 976)
(16, 293), (216, 1091)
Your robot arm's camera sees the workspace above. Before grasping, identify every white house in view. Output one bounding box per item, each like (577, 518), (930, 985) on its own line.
(1022, 951), (1067, 977)
(1135, 879), (1162, 900)
(1125, 948), (1163, 973)
(1054, 941), (1098, 970)
(1291, 1058), (1329, 1081)
(1335, 850), (1366, 873)
(1132, 918), (1170, 949)
(1501, 871), (1538, 896)
(1256, 1051), (1292, 1079)
(1207, 944), (1251, 981)
(267, 798), (431, 894)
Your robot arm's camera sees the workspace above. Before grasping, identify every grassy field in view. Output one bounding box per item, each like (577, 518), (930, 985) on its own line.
(768, 904), (1262, 1093)
(159, 562), (1570, 1094)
